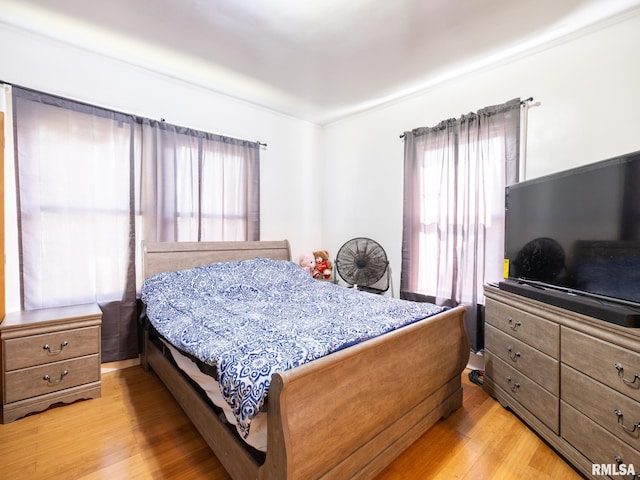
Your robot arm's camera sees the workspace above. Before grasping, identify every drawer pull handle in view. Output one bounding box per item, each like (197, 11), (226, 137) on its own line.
(506, 375), (520, 392)
(613, 455), (639, 479)
(507, 317), (521, 331)
(614, 409), (640, 434)
(615, 362), (640, 387)
(43, 341), (69, 355)
(43, 370), (68, 386)
(507, 347), (521, 362)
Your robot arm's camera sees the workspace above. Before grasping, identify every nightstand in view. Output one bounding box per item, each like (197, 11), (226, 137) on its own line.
(1, 303), (102, 423)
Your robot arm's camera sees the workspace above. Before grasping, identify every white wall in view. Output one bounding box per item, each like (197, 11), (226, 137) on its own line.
(0, 22), (324, 312)
(322, 10), (640, 295)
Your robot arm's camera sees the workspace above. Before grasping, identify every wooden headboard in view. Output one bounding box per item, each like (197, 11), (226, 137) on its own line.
(142, 240), (291, 279)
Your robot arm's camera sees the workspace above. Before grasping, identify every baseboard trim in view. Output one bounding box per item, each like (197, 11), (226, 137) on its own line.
(101, 356), (141, 374)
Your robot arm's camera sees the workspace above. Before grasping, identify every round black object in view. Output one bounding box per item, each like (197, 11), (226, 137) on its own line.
(335, 237), (388, 287)
(514, 237), (566, 282)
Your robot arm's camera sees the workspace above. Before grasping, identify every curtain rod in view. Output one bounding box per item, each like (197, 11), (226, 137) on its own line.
(399, 97), (534, 139)
(4, 81), (267, 148)
(157, 117), (266, 148)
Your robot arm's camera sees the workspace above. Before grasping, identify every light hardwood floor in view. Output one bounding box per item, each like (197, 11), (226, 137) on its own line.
(0, 367), (582, 480)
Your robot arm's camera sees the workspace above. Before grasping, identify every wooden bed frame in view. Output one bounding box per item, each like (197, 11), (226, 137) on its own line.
(141, 240), (469, 480)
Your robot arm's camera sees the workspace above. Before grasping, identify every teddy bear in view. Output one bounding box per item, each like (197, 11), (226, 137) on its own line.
(312, 250), (333, 279)
(298, 252), (316, 276)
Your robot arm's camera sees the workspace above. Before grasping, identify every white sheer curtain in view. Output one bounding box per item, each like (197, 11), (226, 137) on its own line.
(401, 98), (521, 350)
(13, 87), (260, 361)
(136, 120), (260, 244)
(200, 136), (260, 241)
(13, 91), (134, 307)
(13, 88), (138, 361)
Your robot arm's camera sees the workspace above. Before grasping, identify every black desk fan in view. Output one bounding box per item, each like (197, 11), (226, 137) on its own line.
(334, 237), (390, 294)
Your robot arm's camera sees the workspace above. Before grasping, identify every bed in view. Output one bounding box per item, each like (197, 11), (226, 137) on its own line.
(140, 240), (469, 480)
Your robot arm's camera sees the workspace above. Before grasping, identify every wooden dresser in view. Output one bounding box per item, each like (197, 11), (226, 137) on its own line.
(1, 304), (102, 423)
(484, 285), (640, 478)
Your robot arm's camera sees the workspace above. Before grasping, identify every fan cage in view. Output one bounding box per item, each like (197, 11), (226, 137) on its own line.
(335, 237), (390, 293)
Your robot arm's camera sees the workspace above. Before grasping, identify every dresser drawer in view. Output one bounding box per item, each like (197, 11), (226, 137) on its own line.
(485, 324), (559, 395)
(4, 354), (100, 403)
(562, 327), (640, 403)
(562, 364), (640, 451)
(3, 326), (100, 371)
(485, 298), (559, 358)
(562, 401), (640, 476)
(485, 351), (559, 433)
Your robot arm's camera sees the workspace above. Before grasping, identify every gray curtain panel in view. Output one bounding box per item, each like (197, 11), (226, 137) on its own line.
(401, 98), (521, 350)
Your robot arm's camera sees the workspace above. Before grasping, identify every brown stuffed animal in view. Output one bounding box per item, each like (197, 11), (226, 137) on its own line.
(312, 250), (333, 279)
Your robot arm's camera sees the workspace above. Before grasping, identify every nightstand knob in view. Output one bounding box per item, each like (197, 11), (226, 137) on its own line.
(43, 370), (69, 386)
(43, 341), (69, 354)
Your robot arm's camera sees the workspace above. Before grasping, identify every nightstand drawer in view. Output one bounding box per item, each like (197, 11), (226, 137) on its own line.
(3, 326), (100, 371)
(4, 354), (100, 403)
(485, 324), (558, 395)
(485, 298), (559, 357)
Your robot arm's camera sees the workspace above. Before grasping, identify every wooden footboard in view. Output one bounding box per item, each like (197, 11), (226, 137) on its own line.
(261, 304), (468, 480)
(144, 304), (467, 480)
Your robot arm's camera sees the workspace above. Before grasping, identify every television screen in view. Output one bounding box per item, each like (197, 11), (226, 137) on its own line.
(503, 150), (640, 311)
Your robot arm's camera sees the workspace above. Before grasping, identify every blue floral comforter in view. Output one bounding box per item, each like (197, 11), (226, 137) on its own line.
(141, 257), (445, 438)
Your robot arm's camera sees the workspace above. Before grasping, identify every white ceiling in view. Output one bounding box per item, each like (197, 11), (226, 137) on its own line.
(1, 0), (640, 124)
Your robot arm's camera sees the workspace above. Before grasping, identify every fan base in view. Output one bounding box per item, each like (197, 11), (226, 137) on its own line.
(355, 285), (386, 295)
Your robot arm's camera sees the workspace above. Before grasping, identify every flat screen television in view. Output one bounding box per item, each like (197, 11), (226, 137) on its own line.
(499, 149), (640, 327)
